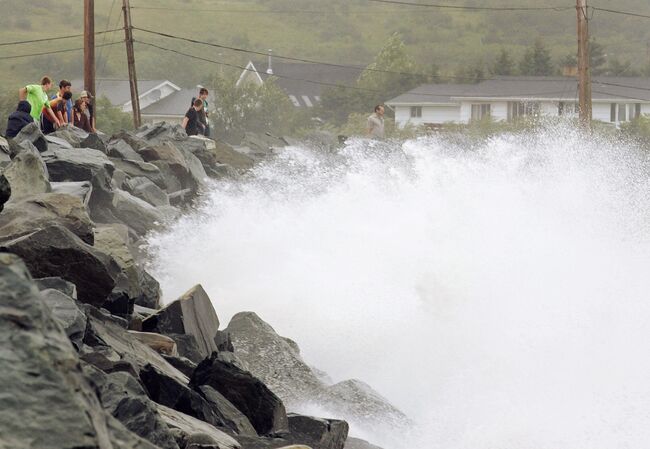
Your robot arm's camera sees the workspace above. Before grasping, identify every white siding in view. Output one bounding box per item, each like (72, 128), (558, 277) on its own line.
(593, 102), (612, 123)
(642, 104), (650, 115)
(541, 101), (559, 116)
(491, 102), (508, 121)
(394, 105), (461, 128)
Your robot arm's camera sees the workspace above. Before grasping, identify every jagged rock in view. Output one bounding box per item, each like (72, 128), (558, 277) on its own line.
(110, 130), (149, 151)
(136, 122), (187, 145)
(51, 181), (93, 207)
(41, 288), (87, 349)
(0, 173), (11, 213)
(1, 144), (50, 199)
(177, 145), (209, 191)
(137, 269), (162, 309)
(0, 192), (95, 245)
(110, 158), (167, 190)
(240, 132), (285, 159)
(0, 253), (115, 449)
(80, 345), (140, 378)
(45, 134), (74, 150)
(184, 136), (254, 172)
(151, 160), (184, 193)
(168, 333), (204, 364)
(224, 312), (323, 406)
(142, 284), (219, 359)
(190, 354), (289, 436)
(0, 225), (121, 305)
(138, 142), (188, 178)
(107, 139), (143, 161)
(82, 133), (108, 153)
(0, 136), (11, 165)
(163, 354), (197, 378)
(111, 189), (168, 236)
(50, 126), (89, 146)
(344, 438), (383, 449)
(34, 276), (78, 298)
(42, 147), (114, 182)
(129, 331), (178, 356)
(286, 414), (348, 449)
(10, 122), (48, 152)
(156, 404), (240, 449)
(112, 169), (129, 190)
(169, 188), (193, 206)
(198, 385), (258, 437)
(94, 224), (142, 299)
(125, 176), (170, 207)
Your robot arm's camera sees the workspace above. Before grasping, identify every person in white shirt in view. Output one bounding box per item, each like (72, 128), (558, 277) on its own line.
(367, 104), (385, 139)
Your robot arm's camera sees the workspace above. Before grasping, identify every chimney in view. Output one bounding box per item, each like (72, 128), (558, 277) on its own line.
(267, 49), (273, 75)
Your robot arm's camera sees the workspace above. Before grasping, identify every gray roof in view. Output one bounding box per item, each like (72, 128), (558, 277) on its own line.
(387, 76), (650, 104)
(71, 79), (172, 105)
(141, 88), (212, 117)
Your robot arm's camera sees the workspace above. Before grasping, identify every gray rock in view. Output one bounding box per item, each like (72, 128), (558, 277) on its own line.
(94, 224), (141, 299)
(168, 333), (205, 364)
(112, 169), (129, 190)
(138, 142), (188, 176)
(125, 176), (170, 207)
(163, 354), (197, 378)
(0, 173), (10, 213)
(111, 157), (167, 190)
(286, 414), (348, 449)
(136, 122), (188, 145)
(184, 136), (254, 172)
(0, 192), (95, 245)
(34, 276), (78, 299)
(198, 385), (258, 437)
(142, 284), (220, 359)
(108, 139), (143, 161)
(42, 147), (114, 182)
(344, 438), (384, 449)
(177, 145), (209, 191)
(50, 126), (90, 147)
(0, 253), (114, 449)
(151, 160), (184, 193)
(156, 404), (240, 449)
(111, 189), (168, 236)
(110, 130), (149, 151)
(45, 134), (75, 149)
(1, 144), (50, 199)
(137, 269), (162, 309)
(41, 288), (87, 349)
(169, 188), (193, 207)
(82, 133), (108, 153)
(10, 122), (48, 152)
(0, 136), (11, 163)
(50, 181), (93, 207)
(0, 225), (121, 306)
(190, 354), (289, 436)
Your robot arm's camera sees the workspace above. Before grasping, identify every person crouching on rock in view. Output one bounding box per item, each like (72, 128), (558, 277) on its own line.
(42, 91), (72, 135)
(5, 101), (34, 138)
(182, 99), (205, 137)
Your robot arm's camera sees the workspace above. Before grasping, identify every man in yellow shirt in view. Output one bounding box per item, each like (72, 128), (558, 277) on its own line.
(18, 76), (61, 129)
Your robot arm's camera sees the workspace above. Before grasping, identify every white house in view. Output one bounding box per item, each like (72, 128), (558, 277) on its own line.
(387, 76), (650, 128)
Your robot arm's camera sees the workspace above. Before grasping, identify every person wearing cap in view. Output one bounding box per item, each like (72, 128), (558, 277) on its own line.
(18, 76), (61, 128)
(52, 80), (73, 124)
(80, 90), (96, 132)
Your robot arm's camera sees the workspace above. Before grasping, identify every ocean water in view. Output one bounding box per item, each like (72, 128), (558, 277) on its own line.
(148, 124), (650, 449)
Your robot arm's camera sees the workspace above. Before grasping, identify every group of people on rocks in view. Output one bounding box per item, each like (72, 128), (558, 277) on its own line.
(5, 76), (95, 139)
(182, 87), (210, 138)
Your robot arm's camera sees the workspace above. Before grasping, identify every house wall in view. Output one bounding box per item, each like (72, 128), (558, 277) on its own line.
(394, 105), (461, 128)
(142, 115), (184, 125)
(459, 101), (508, 123)
(123, 84), (179, 113)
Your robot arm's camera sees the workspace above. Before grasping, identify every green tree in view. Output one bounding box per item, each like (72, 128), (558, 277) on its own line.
(455, 61), (486, 83)
(95, 97), (133, 135)
(519, 39), (553, 75)
(491, 48), (516, 76)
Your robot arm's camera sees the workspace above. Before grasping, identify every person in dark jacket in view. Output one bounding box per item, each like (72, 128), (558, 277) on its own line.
(5, 100), (34, 138)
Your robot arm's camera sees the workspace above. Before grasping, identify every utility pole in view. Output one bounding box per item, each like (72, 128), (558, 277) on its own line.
(122, 0), (141, 128)
(576, 0), (592, 127)
(84, 0), (95, 106)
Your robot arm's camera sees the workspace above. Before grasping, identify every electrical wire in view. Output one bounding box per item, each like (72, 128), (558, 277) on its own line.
(592, 7), (650, 20)
(0, 41), (122, 61)
(364, 0), (573, 12)
(0, 29), (122, 47)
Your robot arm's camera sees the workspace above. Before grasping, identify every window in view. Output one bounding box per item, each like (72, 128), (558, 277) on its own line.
(559, 102), (579, 116)
(508, 101), (540, 121)
(610, 103), (641, 123)
(471, 104), (491, 121)
(618, 104), (627, 122)
(410, 106), (422, 118)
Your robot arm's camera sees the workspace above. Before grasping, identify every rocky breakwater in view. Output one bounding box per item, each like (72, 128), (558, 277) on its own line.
(0, 122), (376, 449)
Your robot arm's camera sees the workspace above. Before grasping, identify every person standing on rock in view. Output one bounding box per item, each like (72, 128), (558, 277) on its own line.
(367, 104), (385, 139)
(80, 91), (96, 133)
(52, 80), (73, 124)
(5, 101), (33, 138)
(42, 91), (72, 135)
(182, 99), (205, 136)
(18, 76), (61, 129)
(191, 87), (210, 137)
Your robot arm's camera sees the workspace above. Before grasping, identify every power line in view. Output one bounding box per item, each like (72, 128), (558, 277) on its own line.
(0, 41), (122, 61)
(0, 28), (122, 47)
(592, 7), (650, 20)
(364, 0), (572, 12)
(131, 6), (410, 14)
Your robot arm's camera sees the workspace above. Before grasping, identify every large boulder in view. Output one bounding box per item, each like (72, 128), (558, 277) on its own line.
(110, 158), (167, 190)
(198, 385), (258, 437)
(190, 354), (289, 436)
(10, 122), (48, 152)
(94, 224), (141, 299)
(51, 181), (93, 207)
(0, 225), (121, 306)
(41, 147), (114, 182)
(34, 276), (78, 299)
(183, 136), (254, 173)
(344, 438), (384, 449)
(108, 139), (143, 161)
(41, 288), (87, 349)
(0, 192), (95, 245)
(110, 130), (149, 151)
(177, 145), (209, 191)
(0, 136), (11, 165)
(124, 176), (170, 207)
(156, 404), (240, 449)
(0, 253), (115, 449)
(1, 144), (50, 199)
(111, 189), (168, 236)
(286, 414), (348, 449)
(142, 284), (220, 359)
(0, 173), (11, 213)
(135, 122), (187, 145)
(138, 142), (188, 177)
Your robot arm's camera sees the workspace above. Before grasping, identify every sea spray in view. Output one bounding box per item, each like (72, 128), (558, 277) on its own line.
(148, 124), (650, 449)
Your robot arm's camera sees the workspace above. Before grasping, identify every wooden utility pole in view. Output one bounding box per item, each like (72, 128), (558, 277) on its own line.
(122, 0), (141, 128)
(576, 0), (592, 127)
(84, 0), (95, 102)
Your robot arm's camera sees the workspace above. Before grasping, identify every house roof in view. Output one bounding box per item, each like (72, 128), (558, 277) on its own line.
(387, 76), (650, 105)
(140, 88), (211, 117)
(70, 79), (178, 106)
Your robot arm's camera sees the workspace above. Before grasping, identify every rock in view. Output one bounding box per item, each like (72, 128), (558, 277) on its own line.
(125, 176), (170, 207)
(286, 414), (348, 449)
(82, 133), (108, 153)
(129, 331), (178, 356)
(138, 142), (188, 177)
(224, 312), (324, 407)
(240, 132), (285, 158)
(0, 253), (115, 449)
(151, 160), (184, 193)
(163, 354), (197, 378)
(0, 136), (11, 164)
(111, 189), (167, 236)
(51, 181), (93, 207)
(10, 122), (48, 152)
(94, 224), (141, 299)
(110, 157), (166, 189)
(169, 188), (193, 207)
(110, 130), (149, 151)
(0, 225), (121, 306)
(137, 269), (162, 309)
(45, 134), (75, 149)
(198, 385), (258, 437)
(168, 333), (205, 364)
(112, 168), (129, 190)
(142, 284), (220, 359)
(136, 122), (188, 145)
(108, 139), (143, 161)
(0, 192), (95, 245)
(190, 354), (289, 436)
(50, 126), (89, 147)
(343, 438), (384, 449)
(80, 345), (140, 378)
(184, 136), (254, 172)
(1, 144), (50, 199)
(156, 404), (240, 449)
(34, 276), (78, 298)
(42, 147), (114, 182)
(177, 145), (209, 191)
(41, 288), (87, 349)
(0, 173), (11, 213)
